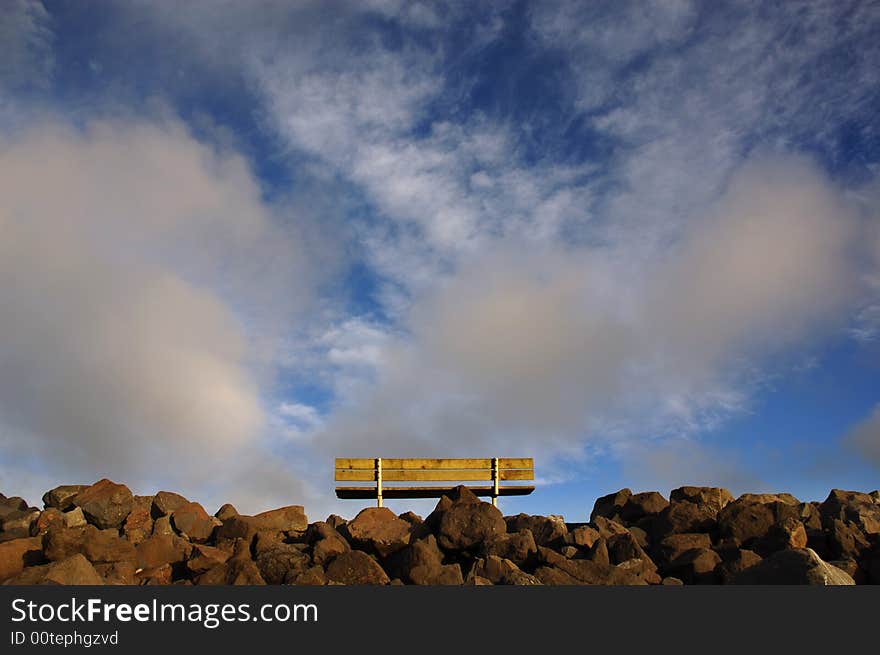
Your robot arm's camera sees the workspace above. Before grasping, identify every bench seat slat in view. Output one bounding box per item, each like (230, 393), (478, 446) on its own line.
(335, 469), (534, 482)
(334, 457), (533, 470)
(335, 485), (536, 499)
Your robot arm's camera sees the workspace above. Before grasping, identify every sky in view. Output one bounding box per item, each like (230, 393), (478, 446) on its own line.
(1, 0), (879, 521)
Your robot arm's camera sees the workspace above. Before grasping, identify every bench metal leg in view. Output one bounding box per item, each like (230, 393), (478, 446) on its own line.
(376, 457), (383, 508)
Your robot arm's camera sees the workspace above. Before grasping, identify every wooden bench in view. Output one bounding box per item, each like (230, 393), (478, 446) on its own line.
(335, 457), (535, 507)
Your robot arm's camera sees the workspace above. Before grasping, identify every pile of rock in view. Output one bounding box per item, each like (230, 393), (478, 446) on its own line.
(1, 480), (878, 585)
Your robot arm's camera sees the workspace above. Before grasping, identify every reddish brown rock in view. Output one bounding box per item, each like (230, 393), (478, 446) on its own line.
(569, 525), (600, 549)
(254, 542), (311, 584)
(716, 496), (800, 546)
(63, 507), (87, 529)
(470, 556), (540, 585)
(534, 557), (646, 585)
(312, 535), (350, 566)
(252, 505), (308, 532)
(31, 508), (66, 536)
(171, 502), (216, 542)
(43, 525), (136, 564)
(588, 537), (610, 566)
(733, 548), (855, 585)
(122, 497), (153, 546)
(505, 514), (567, 547)
(590, 516), (631, 539)
(669, 487), (734, 515)
(825, 518), (871, 561)
(620, 492), (669, 524)
(663, 547), (722, 584)
(757, 517), (808, 556)
(42, 485), (88, 511)
(73, 479), (133, 530)
(325, 551), (390, 585)
(820, 489), (880, 535)
(0, 537), (44, 581)
(716, 549), (763, 584)
(482, 529), (538, 567)
(654, 502), (717, 537)
(437, 501), (506, 552)
(136, 533), (192, 570)
(654, 533), (712, 564)
(342, 507), (412, 557)
(3, 553), (103, 585)
(214, 503), (238, 521)
(137, 564), (173, 585)
(384, 535), (445, 584)
(151, 491), (190, 518)
(292, 566), (328, 585)
(1, 509), (39, 540)
(590, 488), (632, 522)
(94, 561), (138, 585)
(187, 544), (231, 575)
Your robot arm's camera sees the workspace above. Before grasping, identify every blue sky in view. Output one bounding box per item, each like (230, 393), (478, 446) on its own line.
(1, 0), (878, 520)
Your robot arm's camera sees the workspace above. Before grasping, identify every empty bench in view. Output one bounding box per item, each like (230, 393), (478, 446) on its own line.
(334, 458), (534, 507)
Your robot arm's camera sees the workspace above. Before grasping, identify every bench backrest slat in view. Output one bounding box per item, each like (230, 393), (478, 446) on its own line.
(335, 468), (534, 482)
(335, 457), (533, 471)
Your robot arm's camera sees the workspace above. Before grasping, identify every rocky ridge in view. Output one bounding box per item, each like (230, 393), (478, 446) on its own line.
(2, 480), (879, 585)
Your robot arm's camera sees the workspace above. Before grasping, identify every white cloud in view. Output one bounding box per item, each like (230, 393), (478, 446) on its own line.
(0, 117), (316, 499)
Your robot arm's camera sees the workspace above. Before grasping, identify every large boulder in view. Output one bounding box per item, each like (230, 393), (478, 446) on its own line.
(254, 542), (311, 584)
(470, 556), (540, 585)
(825, 518), (871, 561)
(325, 551), (390, 585)
(590, 489), (631, 522)
(384, 535), (445, 584)
(73, 479), (134, 530)
(820, 489), (880, 535)
(2, 553), (103, 585)
(716, 549), (763, 584)
(0, 536), (44, 581)
(654, 502), (717, 537)
(312, 535), (350, 566)
(669, 487), (734, 515)
(136, 533), (192, 571)
(122, 497), (153, 546)
(732, 548), (855, 585)
(662, 548), (721, 584)
(43, 525), (136, 564)
(505, 514), (567, 547)
(42, 485), (88, 511)
(151, 491), (190, 518)
(620, 492), (669, 524)
(1, 508), (40, 540)
(197, 541), (266, 585)
(342, 507), (412, 557)
(251, 506), (308, 533)
(755, 517), (808, 556)
(171, 502), (216, 542)
(437, 501), (506, 552)
(653, 533), (712, 565)
(716, 495), (799, 547)
(482, 529), (538, 567)
(186, 545), (231, 575)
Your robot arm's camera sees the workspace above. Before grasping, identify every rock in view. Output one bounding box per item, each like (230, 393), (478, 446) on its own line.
(756, 517), (808, 556)
(827, 558), (863, 583)
(305, 521), (345, 544)
(325, 551), (390, 585)
(471, 556), (541, 585)
(342, 507), (412, 557)
(3, 554), (103, 585)
(820, 489), (880, 535)
(326, 514), (347, 530)
(669, 487), (734, 515)
(482, 529), (538, 567)
(716, 496), (799, 546)
(590, 488), (632, 522)
(73, 479), (134, 530)
(870, 490), (879, 504)
(437, 501), (506, 552)
(42, 485), (88, 511)
(534, 557), (647, 585)
(171, 502), (216, 542)
(214, 503), (238, 521)
(152, 515), (174, 536)
(661, 576), (684, 585)
(654, 533), (712, 564)
(137, 564), (173, 585)
(312, 535), (351, 566)
(1, 508), (40, 539)
(384, 535), (445, 584)
(292, 566), (327, 585)
(505, 514), (568, 547)
(0, 496), (29, 519)
(732, 548), (855, 585)
(607, 531), (657, 581)
(136, 533), (192, 570)
(620, 492), (669, 524)
(410, 563), (464, 585)
(716, 549), (763, 584)
(0, 537), (44, 581)
(151, 491), (190, 518)
(568, 525), (600, 549)
(616, 558), (662, 584)
(825, 518), (871, 561)
(578, 537), (605, 566)
(654, 502), (717, 537)
(43, 525), (136, 564)
(94, 561), (138, 585)
(187, 545), (231, 575)
(590, 516), (631, 539)
(398, 511), (423, 526)
(254, 543), (311, 584)
(196, 542), (266, 586)
(122, 497), (153, 546)
(251, 505), (308, 532)
(63, 507), (87, 529)
(663, 548), (721, 584)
